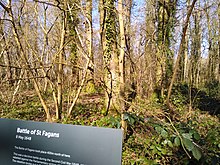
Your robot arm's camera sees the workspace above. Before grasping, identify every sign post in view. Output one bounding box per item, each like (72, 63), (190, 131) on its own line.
(0, 118), (123, 165)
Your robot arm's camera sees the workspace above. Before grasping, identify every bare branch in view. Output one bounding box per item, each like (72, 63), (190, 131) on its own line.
(2, 76), (48, 83)
(33, 0), (63, 11)
(0, 1), (10, 13)
(0, 64), (51, 70)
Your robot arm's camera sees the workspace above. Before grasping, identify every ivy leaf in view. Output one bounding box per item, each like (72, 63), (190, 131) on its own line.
(183, 138), (194, 151)
(163, 139), (168, 145)
(161, 129), (168, 138)
(155, 126), (162, 133)
(130, 160), (135, 165)
(190, 130), (200, 140)
(156, 146), (162, 151)
(167, 140), (173, 148)
(174, 137), (180, 146)
(128, 116), (135, 125)
(192, 147), (202, 160)
(193, 132), (201, 140)
(182, 133), (192, 140)
(123, 113), (129, 120)
(161, 148), (167, 155)
(150, 145), (155, 150)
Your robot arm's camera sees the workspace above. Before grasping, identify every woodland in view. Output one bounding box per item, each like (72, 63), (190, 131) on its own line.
(0, 0), (219, 164)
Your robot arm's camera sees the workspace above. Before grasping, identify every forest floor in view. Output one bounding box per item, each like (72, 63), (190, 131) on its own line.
(0, 85), (220, 165)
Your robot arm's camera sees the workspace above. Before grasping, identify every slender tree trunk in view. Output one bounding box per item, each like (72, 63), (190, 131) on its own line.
(42, 4), (49, 92)
(183, 29), (189, 82)
(191, 9), (201, 88)
(166, 0), (197, 107)
(205, 1), (216, 84)
(144, 0), (157, 98)
(85, 0), (94, 93)
(118, 0), (127, 139)
(67, 0), (80, 89)
(125, 0), (134, 87)
(178, 4), (190, 83)
(99, 0), (110, 114)
(57, 1), (67, 120)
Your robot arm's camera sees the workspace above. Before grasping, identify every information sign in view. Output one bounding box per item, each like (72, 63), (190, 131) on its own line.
(0, 118), (123, 165)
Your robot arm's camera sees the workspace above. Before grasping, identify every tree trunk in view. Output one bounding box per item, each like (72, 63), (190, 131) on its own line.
(118, 0), (126, 140)
(57, 1), (67, 120)
(85, 0), (94, 93)
(156, 0), (177, 98)
(99, 0), (118, 115)
(166, 0), (197, 107)
(190, 10), (201, 88)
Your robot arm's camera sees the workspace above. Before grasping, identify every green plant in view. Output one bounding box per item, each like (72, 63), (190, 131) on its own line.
(166, 117), (202, 161)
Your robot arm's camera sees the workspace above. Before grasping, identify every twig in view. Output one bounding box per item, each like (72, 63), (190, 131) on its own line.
(2, 76), (47, 83)
(0, 64), (51, 70)
(166, 116), (192, 159)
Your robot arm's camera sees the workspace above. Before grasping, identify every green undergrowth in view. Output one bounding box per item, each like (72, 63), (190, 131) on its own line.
(0, 99), (45, 121)
(122, 111), (219, 165)
(0, 85), (219, 165)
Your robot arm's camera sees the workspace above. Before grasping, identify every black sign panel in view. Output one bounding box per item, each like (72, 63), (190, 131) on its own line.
(0, 118), (123, 165)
